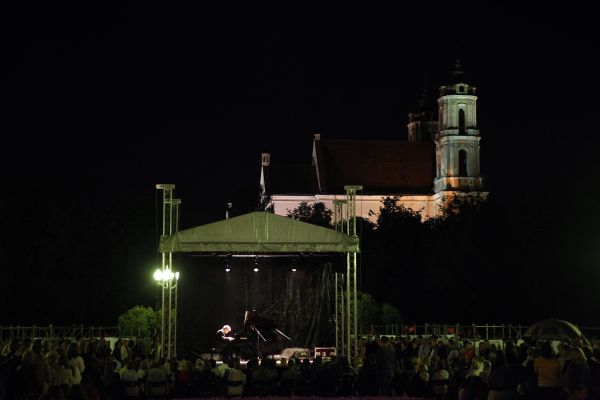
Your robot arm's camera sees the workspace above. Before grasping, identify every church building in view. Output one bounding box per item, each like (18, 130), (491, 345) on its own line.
(259, 61), (488, 221)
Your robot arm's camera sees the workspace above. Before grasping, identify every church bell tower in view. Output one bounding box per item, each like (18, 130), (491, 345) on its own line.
(434, 60), (486, 206)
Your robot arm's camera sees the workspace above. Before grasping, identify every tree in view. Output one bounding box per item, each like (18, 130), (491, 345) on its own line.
(287, 201), (332, 227)
(117, 306), (158, 337)
(381, 303), (402, 326)
(358, 292), (381, 328)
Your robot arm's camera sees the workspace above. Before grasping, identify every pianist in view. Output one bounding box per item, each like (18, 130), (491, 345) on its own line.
(217, 324), (234, 342)
(216, 324), (235, 358)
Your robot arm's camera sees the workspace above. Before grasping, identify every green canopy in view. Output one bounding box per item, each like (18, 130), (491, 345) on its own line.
(159, 211), (359, 253)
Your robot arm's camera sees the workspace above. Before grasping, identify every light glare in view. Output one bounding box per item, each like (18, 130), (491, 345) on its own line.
(153, 269), (162, 281)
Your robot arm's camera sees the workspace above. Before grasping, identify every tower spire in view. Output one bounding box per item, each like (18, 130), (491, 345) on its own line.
(417, 72), (429, 111)
(450, 58), (465, 82)
(407, 72), (437, 142)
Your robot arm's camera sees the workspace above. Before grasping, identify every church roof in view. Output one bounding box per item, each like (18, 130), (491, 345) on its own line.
(317, 139), (435, 194)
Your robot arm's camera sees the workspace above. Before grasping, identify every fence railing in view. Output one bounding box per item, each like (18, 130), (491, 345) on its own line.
(4, 323), (600, 343)
(0, 325), (144, 342)
(362, 323), (600, 341)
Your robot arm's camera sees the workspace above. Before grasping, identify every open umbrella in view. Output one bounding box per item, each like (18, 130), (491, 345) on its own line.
(523, 319), (589, 346)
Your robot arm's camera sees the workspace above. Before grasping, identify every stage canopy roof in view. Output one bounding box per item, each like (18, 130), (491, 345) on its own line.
(159, 211), (359, 254)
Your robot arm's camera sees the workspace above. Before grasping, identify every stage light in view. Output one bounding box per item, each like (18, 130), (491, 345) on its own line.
(225, 268), (231, 272)
(291, 268), (297, 272)
(253, 267), (259, 272)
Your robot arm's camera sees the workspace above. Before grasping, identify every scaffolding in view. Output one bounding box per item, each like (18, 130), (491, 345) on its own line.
(155, 184), (181, 360)
(333, 200), (347, 359)
(344, 185), (362, 364)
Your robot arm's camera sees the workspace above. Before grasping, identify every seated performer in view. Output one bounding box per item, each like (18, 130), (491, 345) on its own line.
(216, 324), (234, 358)
(217, 325), (233, 341)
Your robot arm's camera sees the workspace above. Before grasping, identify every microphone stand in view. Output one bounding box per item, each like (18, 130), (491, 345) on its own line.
(250, 324), (266, 358)
(275, 328), (291, 341)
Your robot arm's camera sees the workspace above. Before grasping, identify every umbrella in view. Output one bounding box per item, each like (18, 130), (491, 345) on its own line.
(523, 319), (589, 345)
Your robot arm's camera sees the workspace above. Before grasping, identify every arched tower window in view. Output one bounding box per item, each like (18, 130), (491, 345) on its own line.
(459, 149), (468, 177)
(459, 109), (466, 134)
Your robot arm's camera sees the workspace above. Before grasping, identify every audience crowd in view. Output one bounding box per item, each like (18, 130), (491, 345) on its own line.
(1, 334), (600, 399)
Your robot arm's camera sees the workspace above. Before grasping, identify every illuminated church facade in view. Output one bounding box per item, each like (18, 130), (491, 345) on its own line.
(259, 62), (488, 221)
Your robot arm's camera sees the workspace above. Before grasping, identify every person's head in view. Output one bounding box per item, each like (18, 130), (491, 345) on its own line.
(46, 385), (66, 400)
(494, 350), (506, 368)
(222, 325), (231, 334)
(179, 359), (191, 372)
(573, 384), (589, 399)
(31, 338), (43, 355)
(136, 359), (147, 371)
(21, 349), (35, 365)
(505, 349), (517, 365)
(46, 350), (60, 367)
(437, 360), (447, 372)
(194, 358), (204, 370)
(558, 342), (571, 356)
(540, 341), (554, 359)
(66, 342), (80, 360)
(471, 358), (483, 372)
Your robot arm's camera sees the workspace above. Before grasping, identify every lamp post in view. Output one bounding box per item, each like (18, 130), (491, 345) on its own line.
(153, 268), (180, 360)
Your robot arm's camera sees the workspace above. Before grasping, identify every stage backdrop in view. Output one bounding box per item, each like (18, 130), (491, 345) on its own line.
(174, 254), (343, 359)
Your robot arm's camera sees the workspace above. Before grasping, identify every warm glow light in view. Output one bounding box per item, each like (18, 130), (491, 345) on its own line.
(153, 269), (162, 281)
(253, 267), (259, 272)
(154, 268), (180, 282)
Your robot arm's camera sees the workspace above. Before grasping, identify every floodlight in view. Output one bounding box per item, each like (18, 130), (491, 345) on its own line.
(153, 269), (163, 281)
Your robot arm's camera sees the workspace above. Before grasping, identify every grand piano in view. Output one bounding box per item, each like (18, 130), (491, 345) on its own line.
(232, 310), (290, 358)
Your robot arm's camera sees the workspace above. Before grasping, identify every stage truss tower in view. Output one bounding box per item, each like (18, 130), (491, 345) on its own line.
(344, 185), (362, 365)
(333, 200), (347, 359)
(156, 184), (181, 360)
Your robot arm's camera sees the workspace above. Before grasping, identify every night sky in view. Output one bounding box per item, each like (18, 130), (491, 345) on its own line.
(1, 4), (599, 327)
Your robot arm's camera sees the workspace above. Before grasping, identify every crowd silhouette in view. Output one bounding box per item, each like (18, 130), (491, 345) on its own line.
(1, 334), (600, 399)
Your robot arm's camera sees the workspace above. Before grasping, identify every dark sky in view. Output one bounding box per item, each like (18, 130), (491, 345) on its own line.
(1, 4), (599, 326)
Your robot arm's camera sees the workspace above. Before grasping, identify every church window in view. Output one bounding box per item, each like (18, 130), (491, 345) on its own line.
(459, 109), (466, 133)
(459, 150), (468, 177)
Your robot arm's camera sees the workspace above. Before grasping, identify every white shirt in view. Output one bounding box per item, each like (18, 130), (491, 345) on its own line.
(68, 356), (85, 385)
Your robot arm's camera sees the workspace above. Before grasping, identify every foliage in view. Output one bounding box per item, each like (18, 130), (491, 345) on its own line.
(358, 292), (402, 329)
(117, 306), (158, 337)
(381, 303), (402, 325)
(287, 201), (332, 227)
(357, 193), (569, 324)
(358, 292), (381, 327)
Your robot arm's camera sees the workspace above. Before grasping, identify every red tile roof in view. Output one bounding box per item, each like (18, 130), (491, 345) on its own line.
(318, 139), (435, 194)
